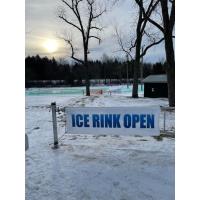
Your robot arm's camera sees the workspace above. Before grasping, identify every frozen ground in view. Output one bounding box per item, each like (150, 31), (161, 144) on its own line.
(26, 93), (175, 200)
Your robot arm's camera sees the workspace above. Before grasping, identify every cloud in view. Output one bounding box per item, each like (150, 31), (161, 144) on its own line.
(26, 0), (165, 63)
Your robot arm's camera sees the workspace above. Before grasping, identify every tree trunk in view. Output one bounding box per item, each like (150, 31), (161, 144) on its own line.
(132, 34), (142, 98)
(165, 36), (175, 107)
(161, 0), (175, 107)
(84, 49), (90, 96)
(132, 4), (143, 98)
(85, 62), (90, 96)
(167, 65), (175, 107)
(132, 60), (140, 98)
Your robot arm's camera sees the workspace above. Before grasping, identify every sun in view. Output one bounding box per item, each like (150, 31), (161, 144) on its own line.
(43, 39), (58, 53)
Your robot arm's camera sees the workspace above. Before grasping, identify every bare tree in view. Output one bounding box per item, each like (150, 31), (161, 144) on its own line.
(58, 0), (106, 96)
(115, 0), (164, 98)
(135, 0), (175, 106)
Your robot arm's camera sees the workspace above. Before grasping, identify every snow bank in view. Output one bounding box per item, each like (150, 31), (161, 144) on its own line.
(26, 94), (174, 200)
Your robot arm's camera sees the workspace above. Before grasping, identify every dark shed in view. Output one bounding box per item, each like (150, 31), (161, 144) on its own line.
(142, 74), (168, 98)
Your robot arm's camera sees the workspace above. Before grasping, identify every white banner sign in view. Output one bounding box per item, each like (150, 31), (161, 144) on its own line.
(65, 107), (160, 136)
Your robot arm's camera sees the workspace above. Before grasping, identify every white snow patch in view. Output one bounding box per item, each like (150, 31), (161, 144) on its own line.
(26, 94), (174, 200)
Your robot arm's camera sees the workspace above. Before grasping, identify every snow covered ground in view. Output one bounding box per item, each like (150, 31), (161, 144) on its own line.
(26, 92), (175, 200)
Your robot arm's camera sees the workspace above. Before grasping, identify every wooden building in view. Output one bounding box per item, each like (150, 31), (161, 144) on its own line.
(142, 74), (168, 98)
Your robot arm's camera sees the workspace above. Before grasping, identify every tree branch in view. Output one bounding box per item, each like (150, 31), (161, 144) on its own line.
(89, 35), (101, 44)
(58, 15), (82, 32)
(91, 26), (103, 31)
(59, 0), (105, 64)
(61, 0), (73, 10)
(92, 8), (106, 19)
(170, 0), (175, 31)
(135, 0), (164, 33)
(129, 38), (137, 52)
(140, 37), (164, 58)
(140, 0), (160, 34)
(61, 37), (84, 64)
(74, 0), (86, 41)
(85, 0), (94, 46)
(115, 28), (134, 60)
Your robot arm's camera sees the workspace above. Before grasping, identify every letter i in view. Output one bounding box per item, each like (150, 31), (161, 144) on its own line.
(72, 114), (76, 127)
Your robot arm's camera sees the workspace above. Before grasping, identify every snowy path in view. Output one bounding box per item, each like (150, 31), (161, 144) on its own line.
(26, 95), (174, 200)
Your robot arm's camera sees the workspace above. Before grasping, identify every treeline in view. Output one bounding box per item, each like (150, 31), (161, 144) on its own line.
(25, 55), (166, 87)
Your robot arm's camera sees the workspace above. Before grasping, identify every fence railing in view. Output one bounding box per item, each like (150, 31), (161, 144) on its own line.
(51, 103), (175, 148)
(160, 106), (175, 134)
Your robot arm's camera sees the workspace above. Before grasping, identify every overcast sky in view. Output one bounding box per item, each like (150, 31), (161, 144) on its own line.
(25, 0), (165, 63)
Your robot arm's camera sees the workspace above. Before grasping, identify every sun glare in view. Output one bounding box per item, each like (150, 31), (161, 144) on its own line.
(43, 39), (58, 53)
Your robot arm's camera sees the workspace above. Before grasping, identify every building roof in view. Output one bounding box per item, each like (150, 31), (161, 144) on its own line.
(142, 74), (167, 83)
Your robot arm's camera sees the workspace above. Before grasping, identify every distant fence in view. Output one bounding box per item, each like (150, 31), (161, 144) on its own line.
(83, 89), (103, 96)
(26, 79), (144, 88)
(25, 80), (69, 88)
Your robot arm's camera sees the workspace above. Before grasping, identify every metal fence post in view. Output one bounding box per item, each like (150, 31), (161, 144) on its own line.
(163, 110), (166, 132)
(51, 102), (59, 148)
(25, 134), (29, 151)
